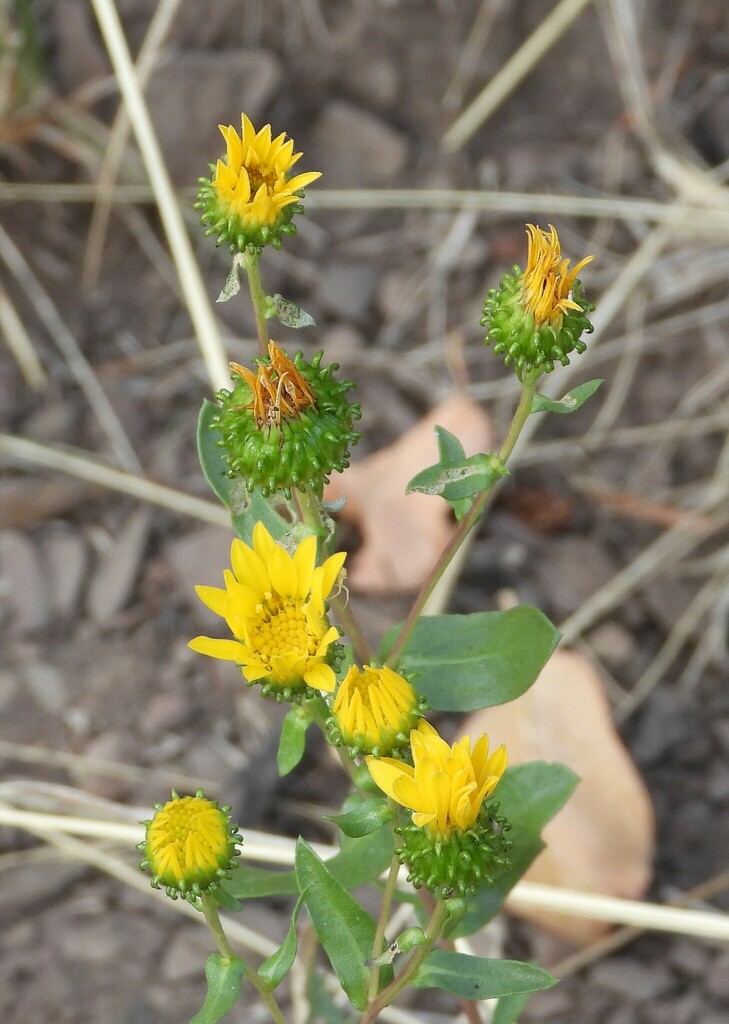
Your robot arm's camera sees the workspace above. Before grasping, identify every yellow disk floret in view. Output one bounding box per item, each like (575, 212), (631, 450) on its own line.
(189, 522), (346, 701)
(330, 664), (424, 757)
(140, 792), (241, 901)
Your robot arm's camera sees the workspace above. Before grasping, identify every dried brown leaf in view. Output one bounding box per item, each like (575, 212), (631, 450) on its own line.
(464, 648), (655, 945)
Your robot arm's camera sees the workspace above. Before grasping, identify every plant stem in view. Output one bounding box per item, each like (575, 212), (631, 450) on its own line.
(367, 843), (401, 1002)
(200, 893), (286, 1024)
(360, 899), (450, 1024)
(386, 374), (539, 668)
(200, 891), (237, 961)
(243, 249), (270, 356)
(296, 484), (324, 535)
(331, 592), (373, 664)
(243, 965), (287, 1024)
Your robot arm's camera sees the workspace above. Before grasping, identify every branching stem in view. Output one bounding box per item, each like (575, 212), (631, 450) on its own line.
(243, 249), (271, 356)
(386, 374), (539, 667)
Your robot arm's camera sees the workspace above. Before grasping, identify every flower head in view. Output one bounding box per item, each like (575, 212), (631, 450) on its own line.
(195, 114), (321, 253)
(189, 522), (345, 701)
(367, 719), (506, 836)
(482, 223), (594, 380)
(140, 791), (241, 901)
(329, 664), (424, 757)
(214, 342), (361, 499)
(366, 721), (510, 897)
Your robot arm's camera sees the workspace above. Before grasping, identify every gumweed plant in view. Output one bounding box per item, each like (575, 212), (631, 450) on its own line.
(140, 114), (601, 1024)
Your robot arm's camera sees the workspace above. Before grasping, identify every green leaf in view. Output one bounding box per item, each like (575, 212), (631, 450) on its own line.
(307, 971), (346, 1024)
(382, 606), (560, 712)
(327, 799), (392, 838)
(278, 706), (312, 777)
(295, 839), (378, 1011)
(432, 426), (469, 519)
(492, 991), (535, 1024)
(532, 378), (603, 414)
(224, 822), (394, 899)
(229, 486), (291, 545)
(257, 894), (305, 990)
(223, 863), (298, 899)
(332, 818), (395, 884)
(196, 399), (291, 544)
(211, 881), (243, 913)
(413, 951), (554, 1000)
(407, 425), (508, 514)
(197, 398), (235, 508)
(404, 426), (507, 521)
(407, 453), (508, 501)
(273, 293), (316, 329)
(190, 954), (245, 1024)
(454, 762), (579, 937)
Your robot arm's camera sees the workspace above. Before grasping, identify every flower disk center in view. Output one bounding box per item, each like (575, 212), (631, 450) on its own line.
(251, 598), (315, 659)
(146, 796), (231, 885)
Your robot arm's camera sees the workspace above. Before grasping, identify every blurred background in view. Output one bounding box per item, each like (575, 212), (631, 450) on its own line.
(2, 1), (729, 1022)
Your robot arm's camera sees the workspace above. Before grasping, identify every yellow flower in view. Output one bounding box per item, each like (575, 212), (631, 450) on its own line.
(331, 664), (422, 756)
(482, 222), (594, 379)
(522, 223), (594, 328)
(366, 720), (507, 837)
(140, 791), (241, 900)
(189, 522), (345, 699)
(196, 114), (321, 252)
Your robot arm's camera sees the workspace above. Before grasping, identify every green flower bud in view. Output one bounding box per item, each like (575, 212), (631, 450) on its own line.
(482, 224), (594, 380)
(394, 802), (512, 899)
(213, 342), (361, 499)
(139, 791), (242, 903)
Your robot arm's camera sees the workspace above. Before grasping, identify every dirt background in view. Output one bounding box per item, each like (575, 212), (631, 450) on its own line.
(2, 1), (729, 1022)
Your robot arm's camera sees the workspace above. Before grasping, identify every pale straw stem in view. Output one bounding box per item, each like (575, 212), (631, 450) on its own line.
(0, 433), (229, 527)
(4, 804), (729, 942)
(88, 0), (229, 391)
(441, 0), (597, 152)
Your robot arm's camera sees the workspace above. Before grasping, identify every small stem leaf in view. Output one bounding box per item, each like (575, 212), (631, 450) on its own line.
(382, 606), (560, 712)
(492, 991), (536, 1024)
(407, 453), (508, 503)
(257, 894), (306, 990)
(326, 799), (392, 838)
(277, 706), (312, 777)
(216, 254), (245, 303)
(531, 378), (604, 414)
(295, 839), (379, 1010)
(190, 954), (245, 1024)
(435, 425), (467, 463)
(454, 762), (579, 936)
(406, 425), (507, 519)
(412, 951), (555, 1000)
(273, 293), (316, 328)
